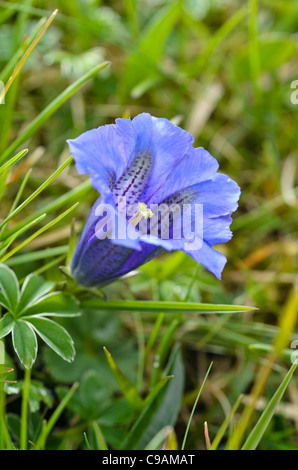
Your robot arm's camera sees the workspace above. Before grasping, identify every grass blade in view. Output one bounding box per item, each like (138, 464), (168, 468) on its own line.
(0, 203), (79, 263)
(0, 62), (110, 164)
(242, 361), (298, 450)
(0, 156), (73, 231)
(209, 394), (243, 450)
(103, 347), (143, 409)
(5, 246), (69, 267)
(0, 149), (28, 174)
(0, 10), (58, 105)
(5, 179), (91, 239)
(0, 214), (46, 257)
(0, 168), (32, 241)
(181, 362), (213, 450)
(83, 299), (257, 314)
(34, 381), (79, 450)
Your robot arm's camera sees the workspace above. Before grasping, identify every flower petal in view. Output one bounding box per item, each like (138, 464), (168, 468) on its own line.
(203, 215), (233, 246)
(187, 241), (227, 280)
(191, 173), (241, 218)
(146, 146), (219, 204)
(67, 122), (136, 197)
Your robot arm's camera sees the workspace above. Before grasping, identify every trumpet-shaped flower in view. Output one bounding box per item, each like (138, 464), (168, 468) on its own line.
(67, 113), (240, 287)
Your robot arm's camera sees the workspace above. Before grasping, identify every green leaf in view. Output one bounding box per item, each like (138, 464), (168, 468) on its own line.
(0, 148), (28, 174)
(17, 274), (55, 315)
(186, 5), (247, 77)
(28, 317), (75, 362)
(103, 347), (143, 409)
(5, 180), (91, 241)
(80, 371), (111, 416)
(12, 320), (37, 368)
(249, 343), (296, 362)
(234, 35), (296, 82)
(83, 298), (257, 314)
(209, 394), (243, 450)
(0, 263), (20, 312)
(139, 3), (180, 62)
(27, 381), (54, 413)
(34, 382), (79, 450)
(0, 61), (111, 164)
(121, 3), (180, 97)
(0, 313), (14, 339)
(0, 168), (33, 242)
(150, 318), (180, 387)
(91, 422), (108, 451)
(0, 291), (10, 311)
(0, 156), (73, 231)
(22, 292), (80, 318)
(6, 246), (69, 267)
(0, 214), (47, 259)
(181, 362), (213, 450)
(120, 344), (184, 450)
(143, 375), (174, 408)
(0, 203), (79, 264)
(242, 360), (298, 450)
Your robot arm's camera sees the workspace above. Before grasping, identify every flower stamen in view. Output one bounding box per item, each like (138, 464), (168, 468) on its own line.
(128, 202), (153, 227)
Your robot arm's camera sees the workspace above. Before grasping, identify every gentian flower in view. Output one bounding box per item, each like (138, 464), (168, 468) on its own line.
(67, 113), (240, 287)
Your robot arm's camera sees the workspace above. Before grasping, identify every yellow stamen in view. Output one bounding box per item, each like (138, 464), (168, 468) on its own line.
(128, 202), (153, 227)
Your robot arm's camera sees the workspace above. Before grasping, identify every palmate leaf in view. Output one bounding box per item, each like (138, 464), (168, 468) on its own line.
(12, 320), (37, 369)
(0, 313), (14, 339)
(0, 264), (20, 312)
(28, 317), (75, 363)
(22, 292), (80, 318)
(17, 273), (55, 314)
(0, 265), (78, 367)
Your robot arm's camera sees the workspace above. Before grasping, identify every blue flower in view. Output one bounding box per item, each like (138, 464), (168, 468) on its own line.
(67, 113), (240, 287)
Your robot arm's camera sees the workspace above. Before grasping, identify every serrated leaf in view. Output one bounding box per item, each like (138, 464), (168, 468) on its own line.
(12, 320), (37, 368)
(17, 273), (55, 315)
(0, 263), (20, 313)
(0, 313), (14, 339)
(28, 317), (75, 362)
(22, 292), (80, 318)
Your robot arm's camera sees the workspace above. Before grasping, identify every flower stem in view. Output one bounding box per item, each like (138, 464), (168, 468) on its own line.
(20, 366), (31, 450)
(0, 340), (14, 450)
